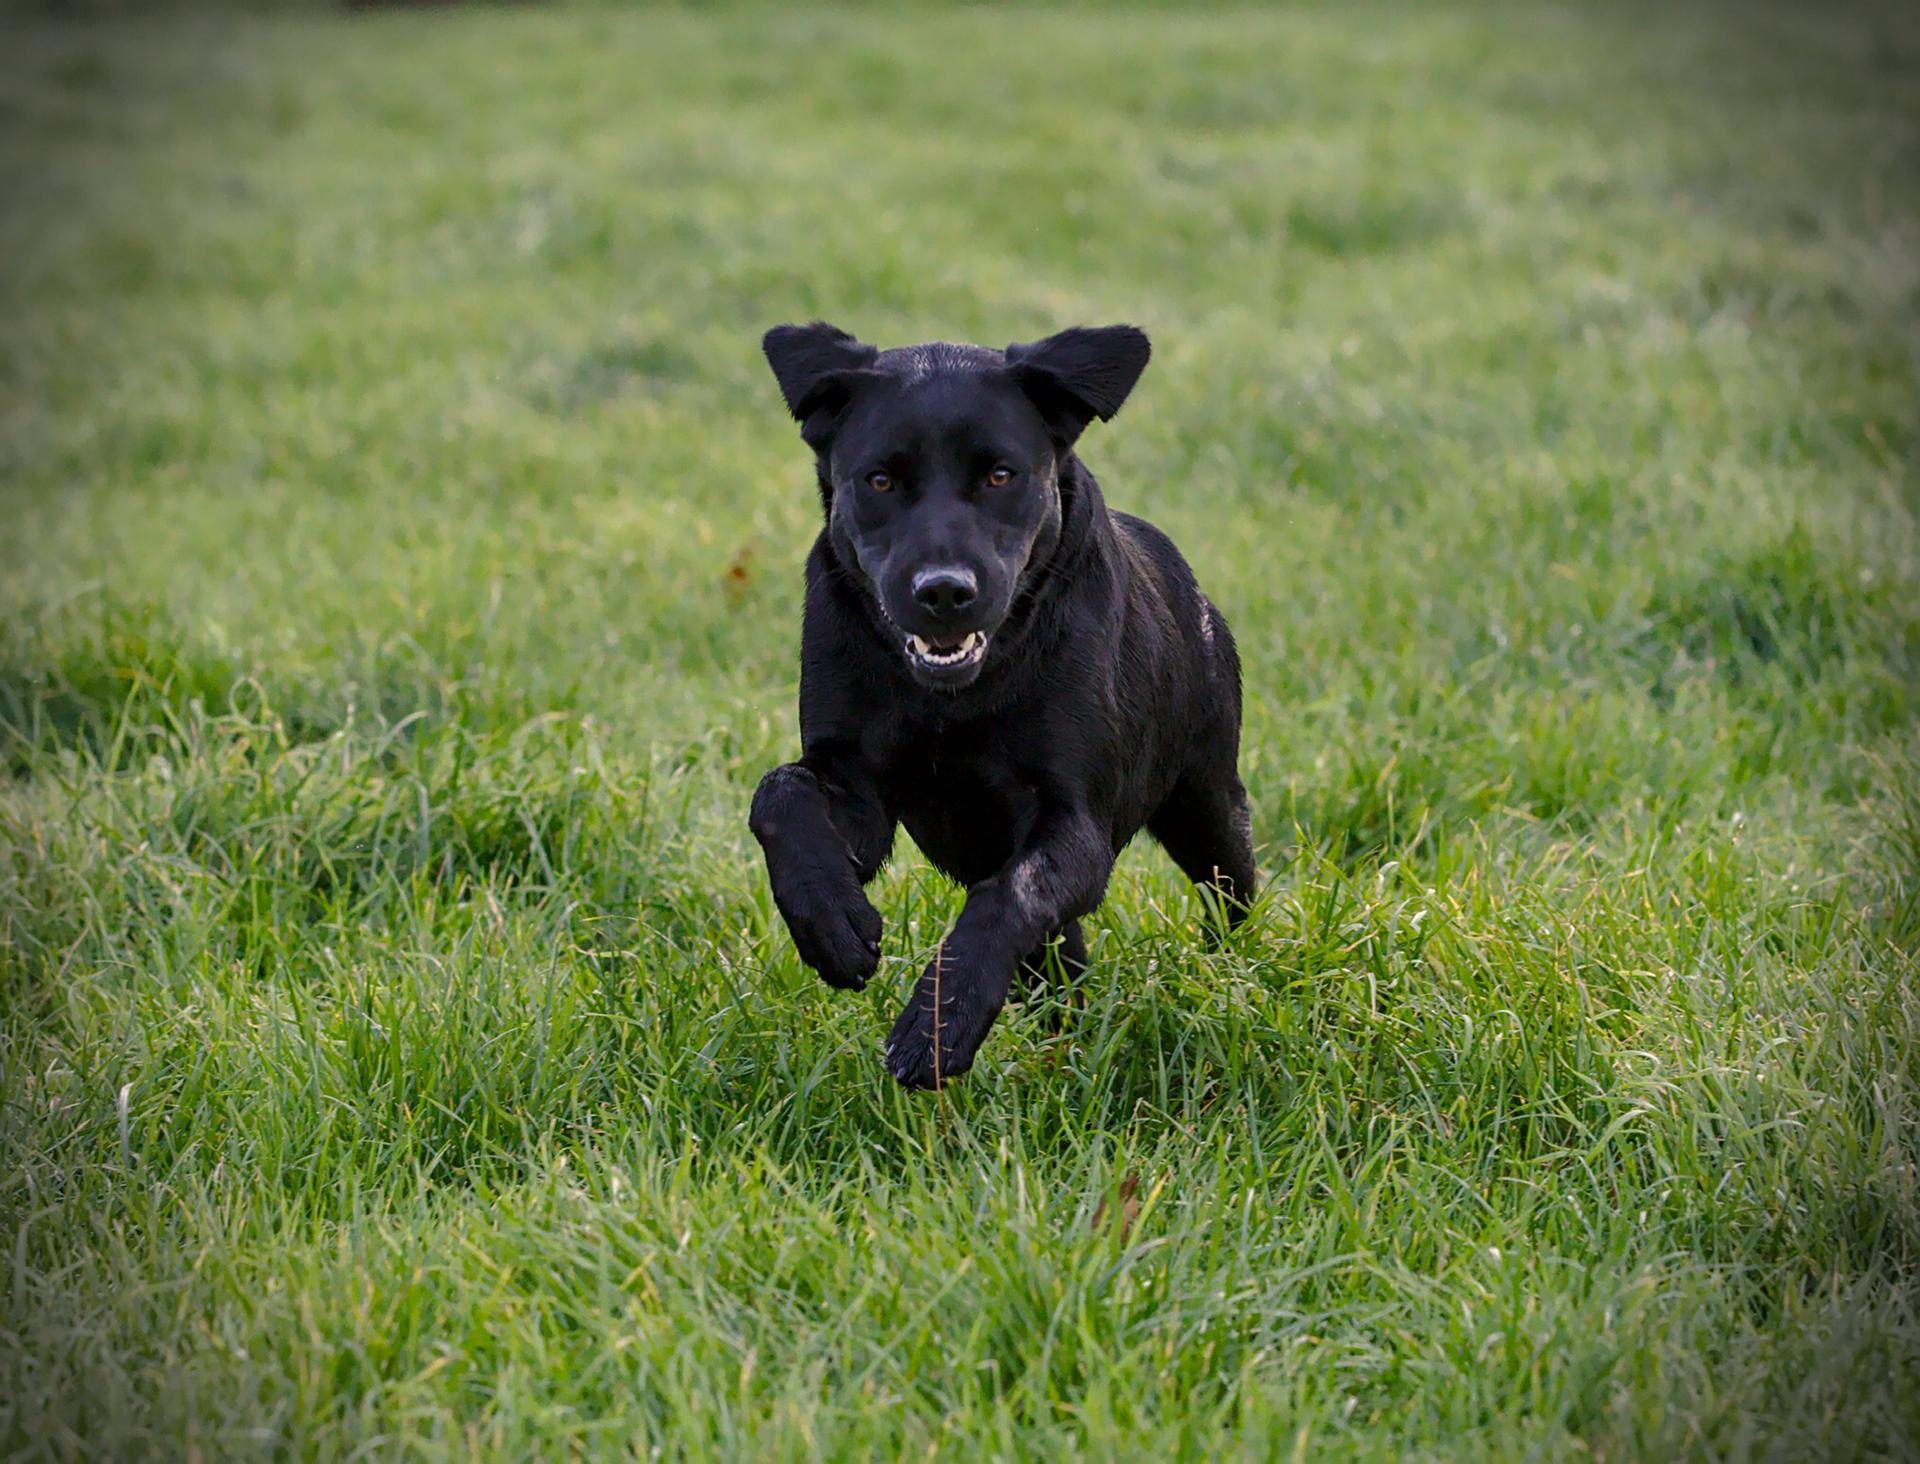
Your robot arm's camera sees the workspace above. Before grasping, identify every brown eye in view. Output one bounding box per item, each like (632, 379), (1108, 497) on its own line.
(866, 471), (893, 493)
(987, 465), (1015, 487)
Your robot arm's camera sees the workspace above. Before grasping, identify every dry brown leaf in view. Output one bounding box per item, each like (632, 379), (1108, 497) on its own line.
(1092, 1172), (1141, 1241)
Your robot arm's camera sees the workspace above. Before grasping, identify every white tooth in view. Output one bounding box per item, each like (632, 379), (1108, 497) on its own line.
(906, 631), (987, 667)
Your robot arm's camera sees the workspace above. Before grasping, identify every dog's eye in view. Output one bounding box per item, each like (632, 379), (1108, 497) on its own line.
(986, 466), (1015, 487)
(866, 471), (893, 493)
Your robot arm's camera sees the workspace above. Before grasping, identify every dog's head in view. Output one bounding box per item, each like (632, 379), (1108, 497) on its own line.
(762, 322), (1151, 689)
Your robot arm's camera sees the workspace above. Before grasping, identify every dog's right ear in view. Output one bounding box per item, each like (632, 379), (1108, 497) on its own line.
(1006, 324), (1151, 449)
(762, 323), (879, 445)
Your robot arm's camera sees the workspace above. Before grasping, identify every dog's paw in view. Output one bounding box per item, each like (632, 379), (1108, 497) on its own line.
(884, 956), (1005, 1089)
(775, 877), (882, 991)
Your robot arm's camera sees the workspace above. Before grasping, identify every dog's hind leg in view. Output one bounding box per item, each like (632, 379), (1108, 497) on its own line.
(1147, 772), (1257, 932)
(1016, 920), (1089, 1030)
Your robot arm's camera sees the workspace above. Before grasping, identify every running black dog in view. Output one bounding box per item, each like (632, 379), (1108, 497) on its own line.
(750, 322), (1255, 1088)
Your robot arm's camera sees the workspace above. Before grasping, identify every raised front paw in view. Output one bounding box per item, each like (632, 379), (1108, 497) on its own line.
(884, 948), (1008, 1090)
(773, 873), (883, 991)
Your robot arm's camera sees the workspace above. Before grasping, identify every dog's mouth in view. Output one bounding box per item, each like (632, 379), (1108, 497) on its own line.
(904, 630), (990, 673)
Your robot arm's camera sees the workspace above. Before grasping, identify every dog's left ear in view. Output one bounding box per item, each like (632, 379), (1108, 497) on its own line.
(1006, 325), (1152, 448)
(763, 322), (879, 448)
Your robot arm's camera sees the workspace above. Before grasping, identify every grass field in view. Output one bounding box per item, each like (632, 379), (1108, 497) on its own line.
(3, 1), (1919, 1457)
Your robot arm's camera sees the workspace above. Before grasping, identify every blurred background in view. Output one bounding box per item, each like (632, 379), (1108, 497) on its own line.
(4, 3), (1915, 806)
(2, 2), (1917, 1456)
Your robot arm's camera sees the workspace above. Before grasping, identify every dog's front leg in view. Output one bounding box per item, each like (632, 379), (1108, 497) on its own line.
(886, 807), (1111, 1089)
(750, 749), (893, 990)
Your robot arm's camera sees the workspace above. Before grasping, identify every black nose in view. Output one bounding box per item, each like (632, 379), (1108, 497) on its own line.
(911, 567), (978, 620)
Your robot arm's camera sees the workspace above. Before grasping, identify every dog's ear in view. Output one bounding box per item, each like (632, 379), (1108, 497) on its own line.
(1006, 325), (1152, 447)
(763, 322), (879, 444)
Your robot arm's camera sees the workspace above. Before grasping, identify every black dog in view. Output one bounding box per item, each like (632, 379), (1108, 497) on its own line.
(750, 322), (1255, 1088)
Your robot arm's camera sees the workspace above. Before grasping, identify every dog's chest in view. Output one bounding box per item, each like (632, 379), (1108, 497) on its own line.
(885, 731), (1036, 887)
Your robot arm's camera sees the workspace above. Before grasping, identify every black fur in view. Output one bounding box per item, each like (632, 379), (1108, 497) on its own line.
(751, 322), (1255, 1089)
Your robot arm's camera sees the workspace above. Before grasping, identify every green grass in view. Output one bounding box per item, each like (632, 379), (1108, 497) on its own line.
(3, 1), (1919, 1456)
